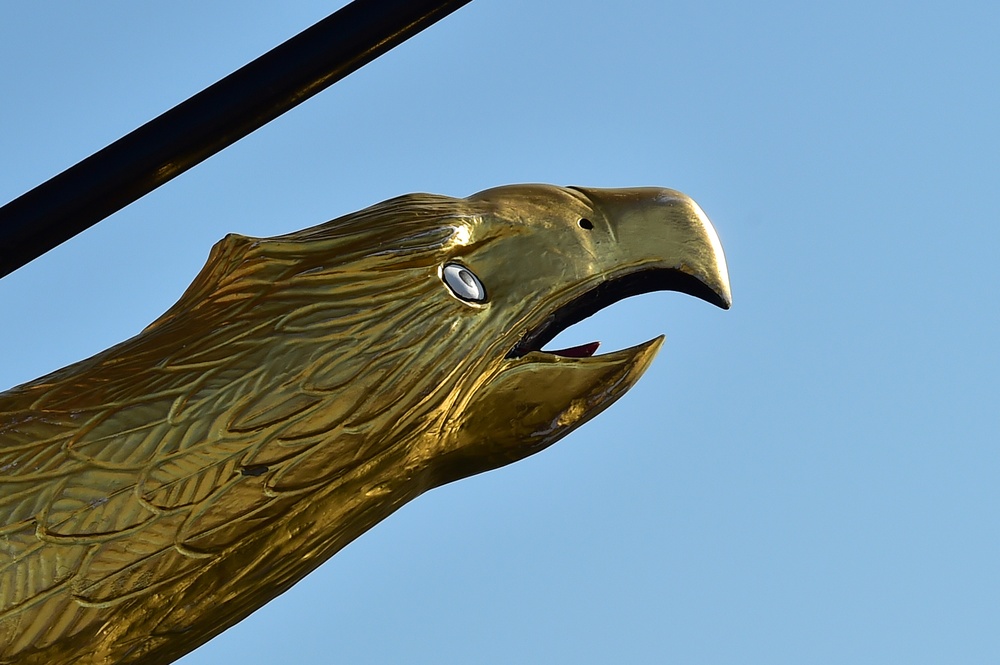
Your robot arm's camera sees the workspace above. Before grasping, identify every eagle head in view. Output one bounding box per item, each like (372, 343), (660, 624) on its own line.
(147, 184), (732, 494)
(0, 184), (729, 664)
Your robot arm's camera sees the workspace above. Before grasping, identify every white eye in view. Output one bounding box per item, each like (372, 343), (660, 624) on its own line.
(442, 263), (487, 303)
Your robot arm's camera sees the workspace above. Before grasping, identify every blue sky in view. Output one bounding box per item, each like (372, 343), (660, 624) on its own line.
(2, 1), (999, 662)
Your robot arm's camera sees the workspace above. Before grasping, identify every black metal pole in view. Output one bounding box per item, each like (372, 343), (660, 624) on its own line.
(0, 0), (472, 278)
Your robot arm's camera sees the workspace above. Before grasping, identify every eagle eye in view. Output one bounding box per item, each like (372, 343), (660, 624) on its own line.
(442, 263), (487, 303)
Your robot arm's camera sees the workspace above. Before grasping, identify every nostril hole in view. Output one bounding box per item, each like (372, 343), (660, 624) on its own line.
(578, 218), (594, 230)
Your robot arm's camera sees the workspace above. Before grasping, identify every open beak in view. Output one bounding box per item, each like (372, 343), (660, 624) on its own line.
(447, 185), (731, 474)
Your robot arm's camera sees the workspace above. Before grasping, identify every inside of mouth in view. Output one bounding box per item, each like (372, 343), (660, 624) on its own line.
(545, 341), (600, 358)
(509, 268), (713, 359)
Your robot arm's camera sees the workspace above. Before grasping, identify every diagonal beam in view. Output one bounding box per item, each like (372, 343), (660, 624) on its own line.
(0, 0), (473, 278)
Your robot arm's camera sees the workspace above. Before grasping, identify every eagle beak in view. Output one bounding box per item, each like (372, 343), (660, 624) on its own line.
(507, 187), (731, 360)
(428, 184), (732, 484)
(571, 186), (732, 310)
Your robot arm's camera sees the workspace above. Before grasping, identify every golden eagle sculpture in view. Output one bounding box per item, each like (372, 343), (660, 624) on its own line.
(0, 184), (730, 663)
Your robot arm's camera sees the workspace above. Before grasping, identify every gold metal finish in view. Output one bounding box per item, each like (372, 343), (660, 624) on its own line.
(0, 185), (730, 663)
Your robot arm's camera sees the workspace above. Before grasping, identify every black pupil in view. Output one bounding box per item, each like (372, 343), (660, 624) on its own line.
(578, 218), (594, 230)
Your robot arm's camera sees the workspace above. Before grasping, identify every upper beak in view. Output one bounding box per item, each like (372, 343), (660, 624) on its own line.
(570, 186), (732, 310)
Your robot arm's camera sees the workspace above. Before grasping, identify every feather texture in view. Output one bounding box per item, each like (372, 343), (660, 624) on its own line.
(0, 193), (484, 663)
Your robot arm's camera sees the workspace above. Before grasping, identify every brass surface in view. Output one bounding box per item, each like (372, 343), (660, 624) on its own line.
(0, 184), (730, 663)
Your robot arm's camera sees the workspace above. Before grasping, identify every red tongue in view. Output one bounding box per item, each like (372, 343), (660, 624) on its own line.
(548, 341), (600, 358)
